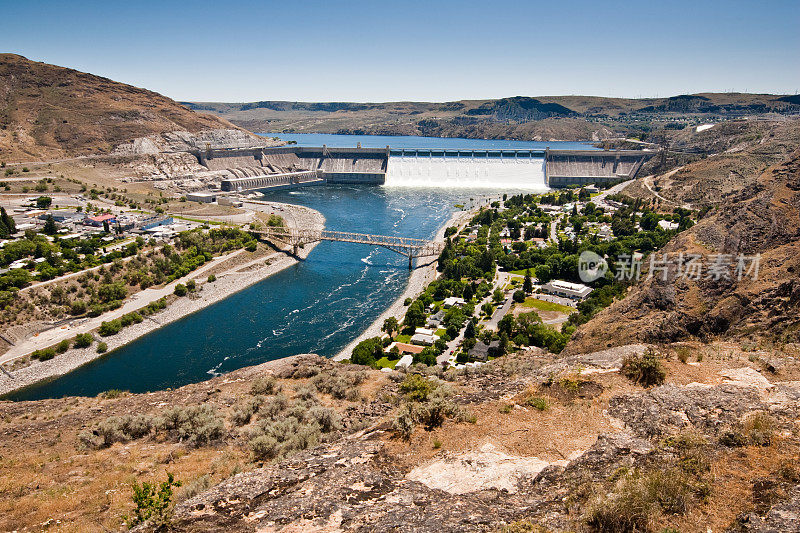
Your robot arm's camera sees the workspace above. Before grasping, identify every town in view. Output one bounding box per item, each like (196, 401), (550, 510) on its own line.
(348, 183), (695, 370)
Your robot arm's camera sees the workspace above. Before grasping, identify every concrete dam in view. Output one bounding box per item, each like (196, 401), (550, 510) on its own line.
(194, 145), (654, 192)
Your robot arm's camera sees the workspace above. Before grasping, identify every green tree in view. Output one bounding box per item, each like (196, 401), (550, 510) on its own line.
(404, 300), (426, 329)
(351, 337), (384, 367)
(43, 215), (58, 235)
(382, 317), (399, 338)
(36, 196), (52, 208)
(523, 268), (533, 293)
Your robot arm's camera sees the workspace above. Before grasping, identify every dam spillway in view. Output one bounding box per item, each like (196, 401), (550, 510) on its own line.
(385, 156), (547, 189)
(199, 145), (654, 192)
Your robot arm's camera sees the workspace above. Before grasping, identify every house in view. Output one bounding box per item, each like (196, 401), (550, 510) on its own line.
(395, 353), (414, 369)
(658, 219), (679, 231)
(541, 280), (593, 301)
(443, 297), (466, 308)
(427, 310), (444, 328)
(410, 333), (437, 346)
(84, 214), (116, 227)
(393, 342), (425, 355)
(584, 184), (600, 194)
(468, 340), (501, 362)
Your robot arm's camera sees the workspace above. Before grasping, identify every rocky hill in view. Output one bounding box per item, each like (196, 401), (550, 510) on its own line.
(0, 54), (253, 162)
(2, 346), (799, 532)
(186, 93), (800, 141)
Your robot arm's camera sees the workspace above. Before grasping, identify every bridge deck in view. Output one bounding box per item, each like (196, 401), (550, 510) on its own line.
(252, 227), (444, 267)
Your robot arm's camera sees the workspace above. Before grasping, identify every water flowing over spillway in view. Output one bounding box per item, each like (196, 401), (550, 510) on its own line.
(385, 156), (548, 190)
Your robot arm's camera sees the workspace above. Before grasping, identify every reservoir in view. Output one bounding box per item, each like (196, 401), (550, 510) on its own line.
(11, 135), (591, 400)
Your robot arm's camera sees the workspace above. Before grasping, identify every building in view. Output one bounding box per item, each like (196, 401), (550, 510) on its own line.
(410, 333), (437, 346)
(658, 219), (679, 231)
(427, 310), (444, 328)
(186, 192), (217, 203)
(443, 297), (466, 308)
(541, 280), (593, 301)
(468, 340), (501, 362)
(395, 354), (414, 369)
(84, 214), (116, 227)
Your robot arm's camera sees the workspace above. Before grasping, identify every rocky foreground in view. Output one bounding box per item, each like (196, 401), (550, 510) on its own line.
(2, 342), (799, 532)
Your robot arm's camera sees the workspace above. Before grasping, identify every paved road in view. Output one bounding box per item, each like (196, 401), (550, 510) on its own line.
(0, 249), (245, 364)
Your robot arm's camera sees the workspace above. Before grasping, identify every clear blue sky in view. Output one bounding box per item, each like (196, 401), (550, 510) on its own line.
(2, 0), (798, 102)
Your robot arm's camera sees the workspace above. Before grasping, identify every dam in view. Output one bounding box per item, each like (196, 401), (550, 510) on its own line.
(195, 144), (654, 192)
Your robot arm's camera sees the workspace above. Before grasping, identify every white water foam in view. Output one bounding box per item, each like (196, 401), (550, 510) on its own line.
(385, 156), (548, 190)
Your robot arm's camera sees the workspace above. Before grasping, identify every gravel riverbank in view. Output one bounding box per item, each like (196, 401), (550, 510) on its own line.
(332, 203), (482, 362)
(0, 203), (324, 397)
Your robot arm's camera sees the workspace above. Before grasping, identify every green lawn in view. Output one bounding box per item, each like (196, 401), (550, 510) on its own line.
(394, 334), (412, 343)
(435, 328), (447, 337)
(374, 357), (398, 369)
(519, 297), (575, 314)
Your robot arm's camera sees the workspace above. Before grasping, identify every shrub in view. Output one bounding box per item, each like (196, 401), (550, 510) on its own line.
(720, 411), (776, 447)
(526, 396), (548, 411)
(248, 417), (321, 461)
(173, 284), (188, 297)
(250, 376), (278, 395)
(31, 348), (56, 361)
(621, 349), (666, 387)
(69, 300), (87, 315)
(311, 368), (365, 400)
(230, 396), (263, 426)
(207, 274), (216, 282)
(99, 319), (122, 336)
(56, 339), (70, 354)
(84, 414), (154, 448)
(399, 374), (434, 402)
(74, 333), (93, 348)
(675, 346), (691, 364)
(585, 468), (695, 531)
(513, 290), (526, 303)
(126, 472), (181, 528)
(156, 405), (225, 446)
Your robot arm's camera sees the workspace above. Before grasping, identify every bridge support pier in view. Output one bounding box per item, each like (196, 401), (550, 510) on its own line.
(408, 254), (413, 270)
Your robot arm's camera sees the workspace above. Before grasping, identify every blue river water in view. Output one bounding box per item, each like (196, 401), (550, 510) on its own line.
(9, 135), (592, 400)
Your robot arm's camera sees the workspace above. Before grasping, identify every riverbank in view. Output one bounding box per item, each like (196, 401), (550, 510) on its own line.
(332, 198), (491, 362)
(0, 202), (324, 397)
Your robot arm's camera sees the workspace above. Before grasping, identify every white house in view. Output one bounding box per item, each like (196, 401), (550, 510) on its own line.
(443, 297), (466, 308)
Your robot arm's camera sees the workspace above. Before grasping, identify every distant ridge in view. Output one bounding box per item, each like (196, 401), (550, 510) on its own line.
(186, 93), (800, 142)
(0, 54), (252, 162)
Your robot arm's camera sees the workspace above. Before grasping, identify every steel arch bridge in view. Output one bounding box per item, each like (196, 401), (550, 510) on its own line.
(252, 227), (445, 268)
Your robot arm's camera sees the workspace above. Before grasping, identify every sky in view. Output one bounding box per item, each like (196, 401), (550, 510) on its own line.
(2, 0), (799, 102)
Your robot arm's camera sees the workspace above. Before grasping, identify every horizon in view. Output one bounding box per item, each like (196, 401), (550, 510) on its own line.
(2, 0), (799, 102)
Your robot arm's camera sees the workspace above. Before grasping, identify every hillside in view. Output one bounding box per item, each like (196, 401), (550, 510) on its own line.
(185, 93), (800, 141)
(566, 119), (800, 354)
(0, 54), (250, 162)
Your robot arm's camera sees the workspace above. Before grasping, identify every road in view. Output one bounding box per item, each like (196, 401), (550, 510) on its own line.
(0, 249), (245, 364)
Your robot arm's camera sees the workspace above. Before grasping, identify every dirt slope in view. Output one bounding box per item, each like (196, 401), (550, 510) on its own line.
(0, 54), (247, 162)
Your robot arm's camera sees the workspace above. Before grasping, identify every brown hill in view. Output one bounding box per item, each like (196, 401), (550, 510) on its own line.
(566, 123), (800, 354)
(186, 93), (800, 141)
(0, 54), (248, 162)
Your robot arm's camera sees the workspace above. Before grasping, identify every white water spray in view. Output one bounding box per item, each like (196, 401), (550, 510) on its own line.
(384, 156), (548, 190)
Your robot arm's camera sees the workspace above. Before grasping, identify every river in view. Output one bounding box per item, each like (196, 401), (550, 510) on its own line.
(11, 134), (592, 400)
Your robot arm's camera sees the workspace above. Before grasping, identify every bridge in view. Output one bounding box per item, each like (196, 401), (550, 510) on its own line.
(252, 227), (445, 269)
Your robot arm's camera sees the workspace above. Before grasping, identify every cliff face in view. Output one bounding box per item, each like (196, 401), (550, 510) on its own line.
(0, 54), (252, 162)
